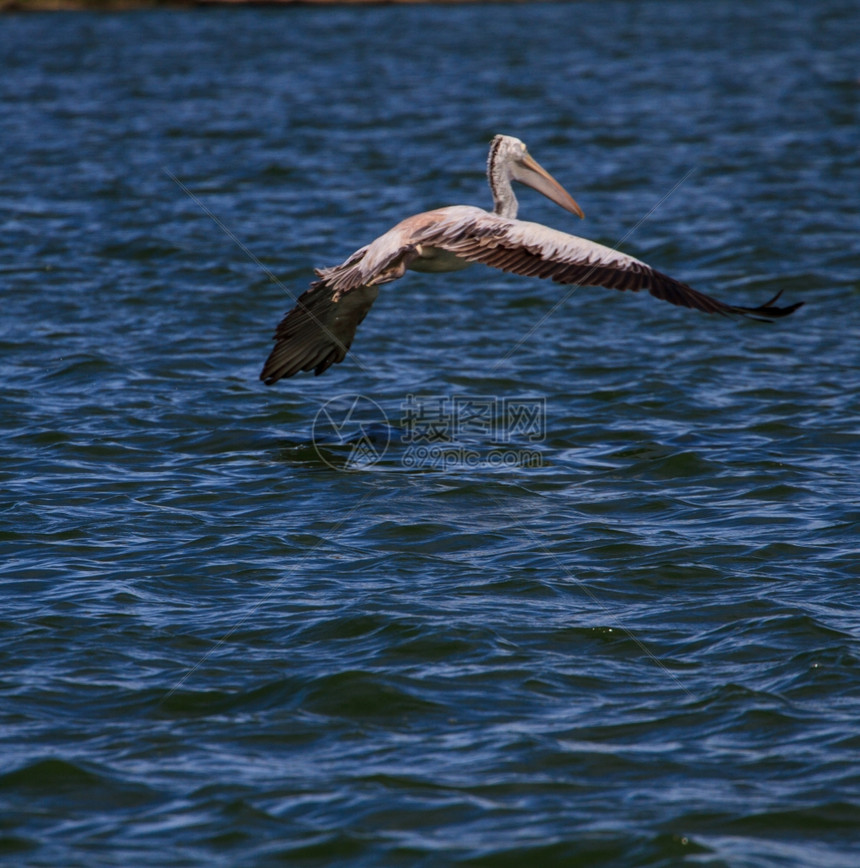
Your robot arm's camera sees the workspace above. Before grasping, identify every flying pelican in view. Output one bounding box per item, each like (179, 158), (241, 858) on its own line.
(260, 135), (801, 384)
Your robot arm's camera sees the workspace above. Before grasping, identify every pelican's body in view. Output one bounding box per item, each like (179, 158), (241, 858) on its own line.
(261, 136), (801, 384)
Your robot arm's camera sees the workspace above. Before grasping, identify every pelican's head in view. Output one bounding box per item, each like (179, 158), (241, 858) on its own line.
(488, 135), (585, 220)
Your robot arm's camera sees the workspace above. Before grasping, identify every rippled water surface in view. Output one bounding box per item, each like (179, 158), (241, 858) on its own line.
(2, 2), (859, 865)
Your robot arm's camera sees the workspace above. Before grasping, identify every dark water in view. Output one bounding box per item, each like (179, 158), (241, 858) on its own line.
(2, 2), (859, 865)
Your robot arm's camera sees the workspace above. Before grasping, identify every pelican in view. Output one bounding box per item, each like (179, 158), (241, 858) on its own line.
(260, 135), (801, 384)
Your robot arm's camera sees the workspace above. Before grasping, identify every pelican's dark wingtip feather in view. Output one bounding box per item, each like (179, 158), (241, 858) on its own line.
(259, 282), (380, 386)
(731, 289), (805, 322)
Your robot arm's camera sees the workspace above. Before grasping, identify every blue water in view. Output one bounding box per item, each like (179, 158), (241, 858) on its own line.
(2, 2), (859, 865)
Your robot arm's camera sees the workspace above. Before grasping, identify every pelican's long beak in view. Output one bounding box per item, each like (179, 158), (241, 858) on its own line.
(516, 152), (585, 219)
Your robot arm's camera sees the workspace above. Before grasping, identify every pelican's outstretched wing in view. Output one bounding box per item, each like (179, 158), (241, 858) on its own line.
(260, 207), (802, 384)
(421, 212), (803, 320)
(260, 234), (422, 384)
(260, 281), (379, 384)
